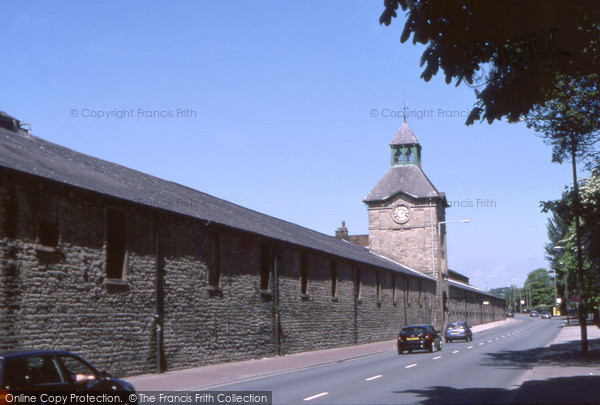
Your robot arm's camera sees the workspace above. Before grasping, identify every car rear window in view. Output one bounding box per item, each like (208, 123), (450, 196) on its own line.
(447, 323), (465, 329)
(401, 327), (426, 335)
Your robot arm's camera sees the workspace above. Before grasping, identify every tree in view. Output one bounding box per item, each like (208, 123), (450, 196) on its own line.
(379, 1), (600, 124)
(524, 269), (554, 309)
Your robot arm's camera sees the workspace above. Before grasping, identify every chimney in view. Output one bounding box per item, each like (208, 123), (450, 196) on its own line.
(0, 112), (30, 133)
(335, 221), (349, 240)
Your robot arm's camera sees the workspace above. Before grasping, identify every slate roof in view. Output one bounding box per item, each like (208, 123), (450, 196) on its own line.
(363, 165), (442, 203)
(0, 126), (432, 280)
(389, 122), (419, 145)
(448, 279), (502, 300)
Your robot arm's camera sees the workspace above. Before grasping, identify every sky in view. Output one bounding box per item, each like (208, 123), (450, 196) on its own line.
(3, 1), (577, 291)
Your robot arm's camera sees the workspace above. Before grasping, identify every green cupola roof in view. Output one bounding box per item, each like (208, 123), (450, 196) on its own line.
(390, 121), (421, 167)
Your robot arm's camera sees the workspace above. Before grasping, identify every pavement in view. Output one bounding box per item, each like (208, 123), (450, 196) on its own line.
(126, 317), (520, 392)
(512, 318), (600, 404)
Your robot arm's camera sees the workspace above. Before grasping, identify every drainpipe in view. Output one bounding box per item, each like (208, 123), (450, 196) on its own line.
(273, 254), (280, 356)
(154, 216), (165, 373)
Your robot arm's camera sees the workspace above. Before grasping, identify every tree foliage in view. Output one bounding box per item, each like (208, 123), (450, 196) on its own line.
(524, 268), (555, 309)
(526, 75), (600, 165)
(379, 1), (600, 124)
(542, 173), (600, 312)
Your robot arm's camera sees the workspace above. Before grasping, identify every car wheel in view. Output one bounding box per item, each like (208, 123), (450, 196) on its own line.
(408, 349), (412, 353)
(446, 339), (451, 343)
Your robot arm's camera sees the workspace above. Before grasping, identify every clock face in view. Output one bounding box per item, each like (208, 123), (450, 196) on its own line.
(391, 204), (411, 224)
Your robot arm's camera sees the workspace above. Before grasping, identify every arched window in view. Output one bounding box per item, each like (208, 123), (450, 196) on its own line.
(405, 148), (414, 163)
(393, 149), (402, 163)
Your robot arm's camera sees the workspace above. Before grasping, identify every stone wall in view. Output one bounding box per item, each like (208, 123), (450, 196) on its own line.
(0, 168), (504, 377)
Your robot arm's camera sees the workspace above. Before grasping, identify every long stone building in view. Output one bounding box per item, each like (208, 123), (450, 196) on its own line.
(0, 112), (504, 377)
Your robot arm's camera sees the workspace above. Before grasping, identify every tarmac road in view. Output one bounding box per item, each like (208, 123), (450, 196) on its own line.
(200, 316), (560, 404)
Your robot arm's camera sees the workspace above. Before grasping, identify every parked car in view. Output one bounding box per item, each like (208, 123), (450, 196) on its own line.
(530, 310), (539, 317)
(444, 321), (473, 343)
(541, 311), (552, 319)
(397, 325), (443, 354)
(0, 350), (137, 403)
(506, 311), (515, 317)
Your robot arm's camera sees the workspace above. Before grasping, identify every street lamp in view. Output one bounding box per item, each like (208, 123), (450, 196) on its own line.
(554, 245), (570, 324)
(435, 219), (470, 329)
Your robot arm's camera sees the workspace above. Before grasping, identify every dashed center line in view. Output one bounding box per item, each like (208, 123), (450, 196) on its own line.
(432, 356), (442, 360)
(478, 343), (484, 345)
(304, 392), (329, 401)
(488, 340), (492, 343)
(467, 346), (474, 349)
(452, 350), (459, 353)
(405, 363), (418, 368)
(365, 375), (382, 381)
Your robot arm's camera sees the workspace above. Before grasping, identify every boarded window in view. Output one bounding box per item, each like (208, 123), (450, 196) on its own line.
(260, 243), (271, 291)
(354, 267), (361, 299)
(207, 231), (221, 287)
(330, 260), (337, 297)
(392, 274), (396, 302)
(300, 252), (308, 295)
(106, 209), (127, 279)
(376, 272), (380, 300)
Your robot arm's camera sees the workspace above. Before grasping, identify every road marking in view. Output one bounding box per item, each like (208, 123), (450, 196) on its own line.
(467, 346), (473, 349)
(433, 356), (442, 360)
(488, 340), (492, 343)
(495, 338), (499, 340)
(452, 350), (459, 353)
(365, 375), (382, 381)
(304, 392), (329, 401)
(405, 363), (418, 368)
(479, 343), (484, 345)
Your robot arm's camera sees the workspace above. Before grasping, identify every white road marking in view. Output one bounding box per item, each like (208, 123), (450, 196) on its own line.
(496, 338), (499, 340)
(433, 356), (442, 360)
(479, 343), (484, 345)
(452, 350), (459, 353)
(467, 346), (474, 349)
(405, 363), (418, 368)
(365, 375), (382, 381)
(304, 392), (329, 401)
(488, 340), (492, 343)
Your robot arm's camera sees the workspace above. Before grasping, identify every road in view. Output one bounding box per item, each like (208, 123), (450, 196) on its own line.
(205, 316), (562, 404)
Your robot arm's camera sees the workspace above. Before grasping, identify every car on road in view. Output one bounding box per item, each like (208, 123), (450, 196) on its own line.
(506, 310), (515, 317)
(444, 321), (473, 343)
(397, 325), (442, 354)
(541, 311), (552, 319)
(0, 350), (137, 403)
(530, 310), (539, 317)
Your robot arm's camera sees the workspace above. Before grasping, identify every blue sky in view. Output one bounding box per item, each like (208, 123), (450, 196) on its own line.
(4, 1), (575, 290)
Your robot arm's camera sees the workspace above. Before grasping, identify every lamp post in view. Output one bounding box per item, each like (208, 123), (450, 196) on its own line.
(549, 269), (559, 316)
(436, 219), (469, 329)
(554, 246), (569, 324)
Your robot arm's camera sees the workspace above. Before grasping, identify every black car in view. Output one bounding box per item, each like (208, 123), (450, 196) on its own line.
(530, 310), (539, 317)
(397, 325), (443, 354)
(0, 350), (136, 403)
(444, 321), (473, 343)
(541, 311), (552, 319)
(506, 311), (515, 317)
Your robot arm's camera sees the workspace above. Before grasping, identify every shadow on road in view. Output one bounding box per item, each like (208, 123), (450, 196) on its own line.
(480, 337), (600, 370)
(393, 337), (600, 404)
(395, 376), (600, 404)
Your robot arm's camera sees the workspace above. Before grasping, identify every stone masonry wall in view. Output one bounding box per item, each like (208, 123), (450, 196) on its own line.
(0, 168), (504, 377)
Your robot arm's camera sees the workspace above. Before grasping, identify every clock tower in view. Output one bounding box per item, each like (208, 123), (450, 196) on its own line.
(363, 121), (448, 279)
